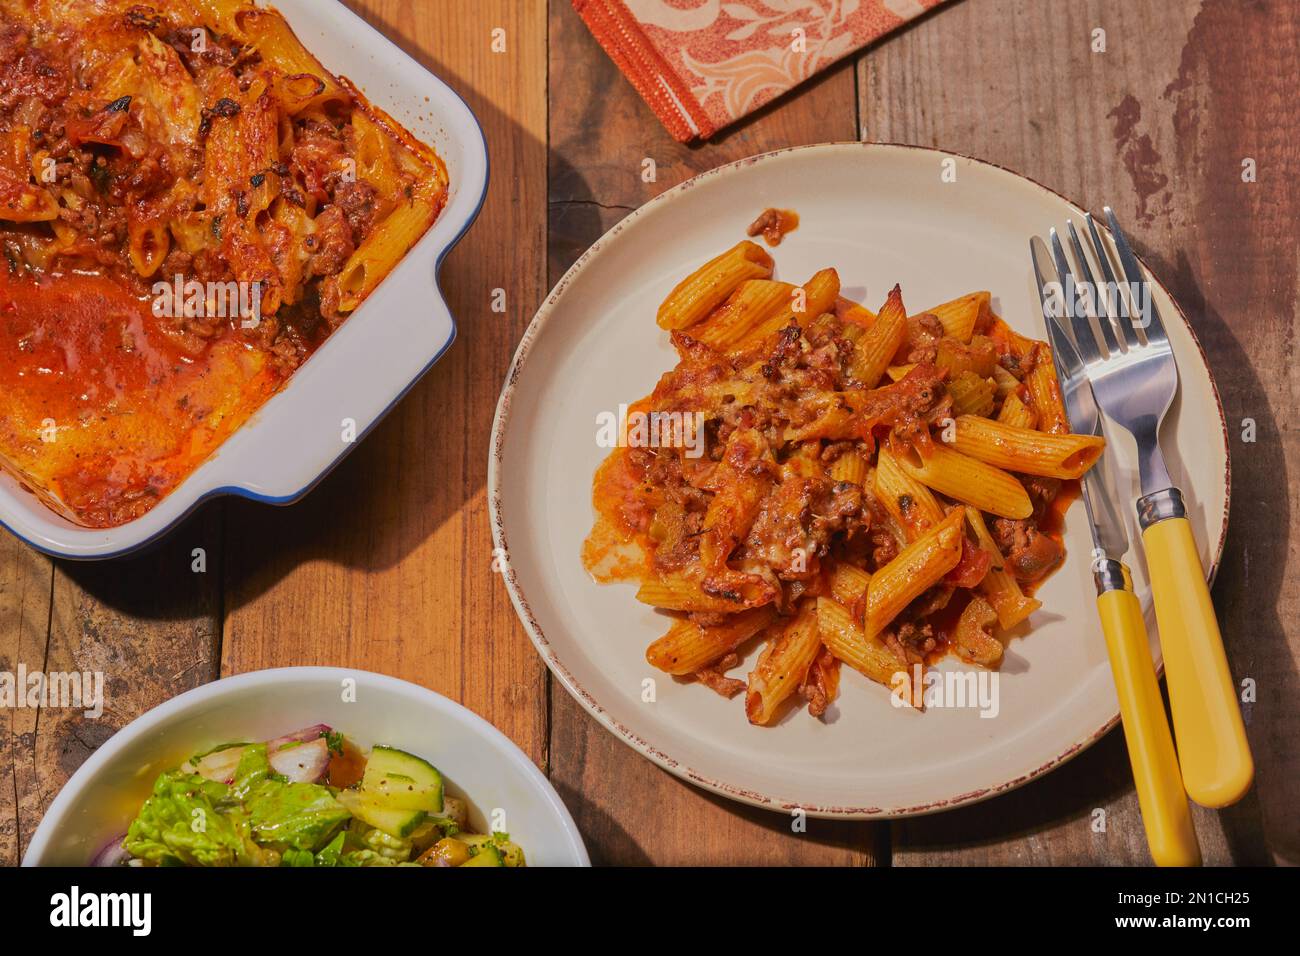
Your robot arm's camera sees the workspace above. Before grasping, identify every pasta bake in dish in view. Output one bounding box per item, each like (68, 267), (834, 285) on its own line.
(0, 0), (447, 527)
(583, 239), (1105, 724)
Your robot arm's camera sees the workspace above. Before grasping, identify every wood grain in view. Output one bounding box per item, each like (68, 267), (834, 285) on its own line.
(3, 0), (1295, 869)
(547, 0), (883, 866)
(0, 512), (221, 866)
(0, 538), (51, 867)
(221, 0), (551, 766)
(860, 0), (1297, 864)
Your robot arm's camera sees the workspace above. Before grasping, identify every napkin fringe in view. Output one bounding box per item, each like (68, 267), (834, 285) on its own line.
(572, 0), (714, 142)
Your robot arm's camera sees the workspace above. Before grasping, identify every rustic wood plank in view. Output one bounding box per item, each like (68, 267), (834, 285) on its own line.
(0, 537), (51, 867)
(2, 508), (221, 864)
(222, 0), (551, 766)
(547, 0), (883, 865)
(861, 0), (1296, 865)
(30, 513), (222, 848)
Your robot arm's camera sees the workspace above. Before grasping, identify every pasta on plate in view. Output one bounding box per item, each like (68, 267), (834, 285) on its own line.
(583, 239), (1105, 724)
(0, 0), (447, 527)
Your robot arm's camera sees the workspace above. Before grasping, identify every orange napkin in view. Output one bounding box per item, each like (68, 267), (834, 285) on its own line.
(573, 0), (946, 142)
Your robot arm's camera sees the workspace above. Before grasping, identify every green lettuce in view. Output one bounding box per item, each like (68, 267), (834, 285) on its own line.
(245, 778), (351, 851)
(123, 771), (250, 867)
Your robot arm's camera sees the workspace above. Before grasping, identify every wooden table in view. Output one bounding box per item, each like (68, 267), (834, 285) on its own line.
(2, 0), (1295, 866)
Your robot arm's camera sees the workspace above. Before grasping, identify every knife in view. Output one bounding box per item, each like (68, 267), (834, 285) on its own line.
(1031, 237), (1200, 866)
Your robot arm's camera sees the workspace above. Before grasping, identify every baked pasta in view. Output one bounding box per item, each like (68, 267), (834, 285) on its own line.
(0, 0), (447, 527)
(583, 240), (1105, 724)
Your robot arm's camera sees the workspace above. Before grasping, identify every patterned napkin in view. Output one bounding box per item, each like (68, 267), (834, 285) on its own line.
(572, 0), (946, 142)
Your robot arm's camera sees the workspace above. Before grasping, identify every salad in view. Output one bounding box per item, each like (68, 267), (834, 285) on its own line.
(97, 725), (524, 867)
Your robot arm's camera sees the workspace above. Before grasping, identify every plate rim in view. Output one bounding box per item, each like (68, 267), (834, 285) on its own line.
(489, 140), (1231, 819)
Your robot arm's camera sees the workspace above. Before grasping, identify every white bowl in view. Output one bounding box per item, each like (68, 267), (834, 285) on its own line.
(22, 667), (589, 867)
(0, 0), (488, 559)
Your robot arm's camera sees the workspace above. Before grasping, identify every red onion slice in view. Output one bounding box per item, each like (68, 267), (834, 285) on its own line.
(268, 736), (330, 783)
(267, 724), (331, 751)
(92, 834), (131, 867)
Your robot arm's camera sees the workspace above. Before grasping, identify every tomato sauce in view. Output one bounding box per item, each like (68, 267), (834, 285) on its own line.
(0, 269), (281, 527)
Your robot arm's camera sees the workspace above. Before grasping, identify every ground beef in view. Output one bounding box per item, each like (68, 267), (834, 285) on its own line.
(305, 205), (354, 278)
(905, 313), (944, 365)
(334, 180), (380, 242)
(993, 517), (1063, 583)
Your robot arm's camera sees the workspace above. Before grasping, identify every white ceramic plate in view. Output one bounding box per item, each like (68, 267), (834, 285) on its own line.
(23, 668), (589, 866)
(0, 0), (488, 559)
(490, 143), (1229, 818)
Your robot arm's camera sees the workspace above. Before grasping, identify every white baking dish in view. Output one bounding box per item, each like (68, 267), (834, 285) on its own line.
(0, 0), (487, 559)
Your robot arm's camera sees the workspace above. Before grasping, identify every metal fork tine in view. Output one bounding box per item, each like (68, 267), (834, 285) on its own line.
(1066, 219), (1121, 356)
(1048, 227), (1104, 366)
(1084, 213), (1141, 351)
(1030, 237), (1088, 387)
(1104, 206), (1169, 348)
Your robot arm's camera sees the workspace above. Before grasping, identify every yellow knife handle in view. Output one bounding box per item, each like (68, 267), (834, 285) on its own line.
(1140, 492), (1253, 808)
(1095, 571), (1201, 867)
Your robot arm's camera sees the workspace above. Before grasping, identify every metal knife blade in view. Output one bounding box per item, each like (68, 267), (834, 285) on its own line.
(1030, 237), (1130, 561)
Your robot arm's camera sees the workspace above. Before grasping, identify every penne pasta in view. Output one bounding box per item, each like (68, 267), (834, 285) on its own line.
(996, 390), (1037, 429)
(847, 284), (907, 387)
(886, 363), (916, 382)
(698, 428), (772, 569)
(745, 603), (822, 725)
(863, 509), (965, 638)
(234, 8), (350, 113)
(655, 240), (774, 331)
(991, 363), (1021, 397)
(828, 562), (872, 606)
(127, 214), (170, 278)
(894, 441), (1033, 519)
(635, 573), (755, 613)
(875, 444), (945, 540)
(827, 447), (868, 485)
(646, 607), (778, 675)
(693, 279), (794, 349)
(834, 295), (876, 330)
(0, 0), (448, 530)
(817, 597), (917, 706)
(918, 290), (989, 342)
(951, 415), (1104, 479)
(1025, 345), (1071, 434)
(733, 267), (840, 348)
(330, 184), (443, 313)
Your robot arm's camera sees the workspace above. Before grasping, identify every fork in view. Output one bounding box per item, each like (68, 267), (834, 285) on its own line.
(1047, 208), (1253, 809)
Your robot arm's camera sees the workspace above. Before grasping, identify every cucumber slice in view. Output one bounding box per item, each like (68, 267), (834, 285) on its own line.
(460, 843), (504, 867)
(361, 746), (443, 813)
(337, 789), (427, 839)
(462, 832), (525, 867)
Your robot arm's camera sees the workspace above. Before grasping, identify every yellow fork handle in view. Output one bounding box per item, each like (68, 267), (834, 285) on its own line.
(1142, 516), (1254, 807)
(1097, 587), (1201, 866)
